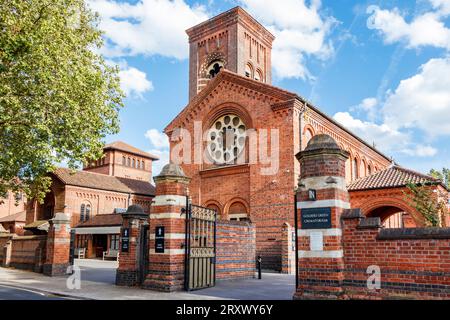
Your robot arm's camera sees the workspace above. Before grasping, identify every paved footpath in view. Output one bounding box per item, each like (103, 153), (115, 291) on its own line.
(0, 260), (295, 300)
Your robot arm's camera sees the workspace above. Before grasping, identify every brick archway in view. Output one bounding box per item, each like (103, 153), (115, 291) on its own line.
(349, 188), (425, 227)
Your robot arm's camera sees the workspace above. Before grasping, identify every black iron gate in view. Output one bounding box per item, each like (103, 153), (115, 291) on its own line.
(184, 202), (217, 291)
(139, 224), (149, 285)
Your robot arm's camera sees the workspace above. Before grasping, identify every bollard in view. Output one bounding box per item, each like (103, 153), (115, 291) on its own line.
(257, 256), (262, 279)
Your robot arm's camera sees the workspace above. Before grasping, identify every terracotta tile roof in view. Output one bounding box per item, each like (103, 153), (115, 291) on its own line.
(51, 168), (155, 196)
(104, 141), (159, 160)
(75, 214), (122, 228)
(0, 211), (26, 223)
(347, 165), (442, 191)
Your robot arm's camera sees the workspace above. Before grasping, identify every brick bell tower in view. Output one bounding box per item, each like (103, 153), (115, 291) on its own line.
(186, 6), (275, 100)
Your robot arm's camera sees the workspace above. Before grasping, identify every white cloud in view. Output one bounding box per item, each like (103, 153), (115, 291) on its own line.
(333, 112), (407, 153)
(430, 0), (450, 16)
(144, 128), (170, 177)
(402, 145), (438, 157)
(351, 97), (378, 120)
(119, 66), (153, 97)
(145, 129), (169, 149)
(382, 57), (450, 137)
(240, 0), (336, 79)
(88, 0), (209, 59)
(334, 112), (439, 158)
(366, 4), (450, 50)
(149, 148), (170, 178)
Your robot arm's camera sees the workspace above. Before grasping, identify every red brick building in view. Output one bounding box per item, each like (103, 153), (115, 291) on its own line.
(0, 191), (26, 234)
(163, 7), (444, 270)
(25, 141), (158, 259)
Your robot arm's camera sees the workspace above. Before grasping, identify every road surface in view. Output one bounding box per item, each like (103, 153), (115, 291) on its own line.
(0, 284), (69, 300)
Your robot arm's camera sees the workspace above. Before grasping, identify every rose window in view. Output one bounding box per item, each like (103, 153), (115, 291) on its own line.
(207, 115), (246, 165)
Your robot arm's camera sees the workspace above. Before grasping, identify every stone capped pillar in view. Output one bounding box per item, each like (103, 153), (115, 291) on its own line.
(293, 134), (350, 299)
(143, 163), (190, 292)
(116, 204), (149, 286)
(43, 212), (71, 276)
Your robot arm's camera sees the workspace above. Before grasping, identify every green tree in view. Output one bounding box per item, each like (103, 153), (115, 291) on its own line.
(0, 0), (124, 202)
(403, 182), (448, 227)
(429, 168), (450, 188)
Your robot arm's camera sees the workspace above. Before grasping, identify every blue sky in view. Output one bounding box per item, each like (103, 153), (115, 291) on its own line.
(87, 0), (450, 176)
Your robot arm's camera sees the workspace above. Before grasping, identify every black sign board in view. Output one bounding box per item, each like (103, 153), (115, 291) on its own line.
(121, 228), (130, 252)
(155, 226), (165, 253)
(301, 207), (332, 229)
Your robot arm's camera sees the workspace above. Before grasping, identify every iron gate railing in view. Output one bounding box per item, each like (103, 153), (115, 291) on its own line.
(184, 202), (217, 291)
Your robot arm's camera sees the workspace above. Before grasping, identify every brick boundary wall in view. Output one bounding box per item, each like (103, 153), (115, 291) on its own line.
(0, 234), (13, 266)
(216, 220), (256, 280)
(0, 234), (46, 272)
(341, 211), (450, 299)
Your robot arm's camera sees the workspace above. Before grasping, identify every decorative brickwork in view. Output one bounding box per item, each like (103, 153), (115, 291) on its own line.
(165, 68), (390, 271)
(216, 220), (256, 280)
(294, 134), (350, 299)
(43, 212), (71, 276)
(186, 7), (274, 100)
(142, 164), (190, 292)
(341, 212), (450, 299)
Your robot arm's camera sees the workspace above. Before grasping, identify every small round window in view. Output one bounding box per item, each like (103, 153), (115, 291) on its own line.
(207, 115), (246, 165)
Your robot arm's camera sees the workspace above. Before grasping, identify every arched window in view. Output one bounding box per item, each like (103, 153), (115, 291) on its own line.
(360, 160), (366, 177)
(141, 160), (145, 170)
(367, 165), (372, 175)
(228, 201), (249, 222)
(304, 129), (313, 145)
(245, 63), (253, 78)
(80, 204), (85, 222)
(137, 160), (140, 169)
(122, 156), (126, 165)
(353, 158), (359, 180)
(127, 158), (131, 167)
(85, 204), (91, 221)
(206, 204), (221, 219)
(80, 203), (91, 222)
(132, 159), (135, 168)
(255, 69), (263, 82)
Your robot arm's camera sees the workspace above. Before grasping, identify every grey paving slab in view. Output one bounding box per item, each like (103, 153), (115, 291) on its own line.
(0, 259), (295, 300)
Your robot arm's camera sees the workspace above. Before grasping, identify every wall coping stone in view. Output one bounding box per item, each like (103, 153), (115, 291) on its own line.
(357, 217), (382, 229)
(377, 227), (450, 240)
(341, 208), (363, 219)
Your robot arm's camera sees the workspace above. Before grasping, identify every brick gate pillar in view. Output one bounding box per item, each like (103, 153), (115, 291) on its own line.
(43, 212), (71, 276)
(143, 163), (190, 292)
(116, 204), (149, 286)
(293, 134), (350, 299)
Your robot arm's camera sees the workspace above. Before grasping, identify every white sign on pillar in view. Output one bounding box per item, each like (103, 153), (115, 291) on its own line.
(310, 232), (324, 251)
